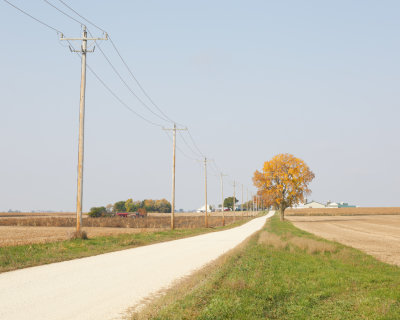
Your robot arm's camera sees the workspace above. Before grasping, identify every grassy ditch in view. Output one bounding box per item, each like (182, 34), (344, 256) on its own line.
(0, 218), (252, 273)
(133, 215), (400, 320)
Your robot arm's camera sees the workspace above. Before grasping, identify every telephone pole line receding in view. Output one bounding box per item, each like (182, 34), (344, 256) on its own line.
(163, 124), (187, 229)
(61, 26), (107, 233)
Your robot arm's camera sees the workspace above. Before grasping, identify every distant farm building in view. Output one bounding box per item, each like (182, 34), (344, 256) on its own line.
(196, 204), (213, 213)
(304, 201), (326, 208)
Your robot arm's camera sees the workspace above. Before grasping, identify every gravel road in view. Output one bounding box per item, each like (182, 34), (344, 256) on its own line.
(0, 212), (273, 320)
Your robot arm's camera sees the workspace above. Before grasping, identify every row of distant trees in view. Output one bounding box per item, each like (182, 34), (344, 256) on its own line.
(88, 198), (172, 217)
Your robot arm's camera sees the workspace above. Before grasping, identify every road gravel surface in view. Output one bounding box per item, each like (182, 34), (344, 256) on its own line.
(0, 212), (273, 320)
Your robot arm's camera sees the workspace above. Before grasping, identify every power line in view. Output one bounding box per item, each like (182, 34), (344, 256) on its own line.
(178, 130), (202, 158)
(94, 39), (175, 124)
(50, 0), (210, 166)
(187, 130), (205, 158)
(6, 0), (229, 191)
(57, 0), (106, 33)
(163, 131), (198, 161)
(108, 35), (184, 126)
(3, 0), (63, 34)
(56, 0), (182, 126)
(42, 0), (172, 125)
(43, 0), (83, 27)
(84, 59), (164, 127)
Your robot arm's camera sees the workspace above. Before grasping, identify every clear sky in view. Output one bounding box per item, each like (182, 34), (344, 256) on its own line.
(1, 0), (399, 211)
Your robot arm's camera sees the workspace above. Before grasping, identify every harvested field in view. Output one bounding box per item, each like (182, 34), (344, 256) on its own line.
(0, 212), (78, 219)
(0, 215), (250, 229)
(0, 226), (156, 247)
(285, 206), (400, 216)
(0, 214), (254, 247)
(288, 215), (400, 266)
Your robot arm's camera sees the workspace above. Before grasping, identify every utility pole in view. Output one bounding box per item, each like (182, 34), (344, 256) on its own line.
(219, 172), (228, 226)
(61, 27), (107, 233)
(252, 193), (255, 214)
(246, 188), (249, 217)
(256, 195), (259, 212)
(163, 124), (187, 229)
(204, 157), (208, 227)
(233, 180), (236, 213)
(241, 184), (244, 217)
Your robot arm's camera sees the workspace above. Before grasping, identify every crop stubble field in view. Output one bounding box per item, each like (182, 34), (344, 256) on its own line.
(285, 207), (400, 216)
(288, 214), (400, 266)
(0, 212), (255, 247)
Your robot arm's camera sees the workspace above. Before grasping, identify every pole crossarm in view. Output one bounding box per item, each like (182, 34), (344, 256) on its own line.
(162, 126), (188, 132)
(60, 36), (108, 41)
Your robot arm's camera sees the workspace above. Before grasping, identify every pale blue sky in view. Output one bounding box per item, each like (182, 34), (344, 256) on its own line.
(1, 0), (399, 211)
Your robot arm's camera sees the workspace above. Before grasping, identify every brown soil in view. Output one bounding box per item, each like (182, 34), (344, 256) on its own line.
(288, 215), (400, 266)
(0, 226), (161, 247)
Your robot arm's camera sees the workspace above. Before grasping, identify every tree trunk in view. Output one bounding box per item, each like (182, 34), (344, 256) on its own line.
(279, 205), (285, 221)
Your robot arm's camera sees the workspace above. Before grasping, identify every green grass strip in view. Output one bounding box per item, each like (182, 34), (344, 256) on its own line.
(136, 215), (400, 320)
(0, 219), (251, 273)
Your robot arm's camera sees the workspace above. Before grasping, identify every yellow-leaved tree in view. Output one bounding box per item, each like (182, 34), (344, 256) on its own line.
(253, 153), (315, 221)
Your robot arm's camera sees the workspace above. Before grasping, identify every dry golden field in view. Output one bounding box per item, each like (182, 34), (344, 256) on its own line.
(288, 215), (400, 266)
(0, 212), (254, 247)
(0, 214), (251, 228)
(285, 207), (400, 216)
(0, 212), (78, 219)
(0, 226), (157, 247)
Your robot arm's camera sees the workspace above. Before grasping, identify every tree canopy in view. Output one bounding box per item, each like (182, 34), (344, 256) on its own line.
(223, 197), (239, 210)
(112, 198), (171, 213)
(253, 153), (315, 220)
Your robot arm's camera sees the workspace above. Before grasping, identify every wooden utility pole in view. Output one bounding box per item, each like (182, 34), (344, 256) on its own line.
(219, 172), (228, 226)
(252, 192), (254, 214)
(232, 180), (236, 213)
(61, 27), (107, 233)
(246, 188), (249, 216)
(204, 157), (208, 227)
(163, 124), (187, 229)
(256, 195), (259, 212)
(241, 184), (244, 216)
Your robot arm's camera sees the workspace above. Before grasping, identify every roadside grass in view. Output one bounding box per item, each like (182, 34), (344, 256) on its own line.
(132, 215), (400, 320)
(0, 218), (253, 273)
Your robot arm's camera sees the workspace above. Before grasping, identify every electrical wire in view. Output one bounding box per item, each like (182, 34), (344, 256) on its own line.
(52, 0), (211, 167)
(42, 0), (173, 125)
(3, 0), (63, 34)
(93, 37), (174, 124)
(56, 0), (183, 126)
(57, 0), (106, 32)
(6, 0), (228, 179)
(78, 55), (164, 127)
(108, 35), (185, 126)
(163, 131), (199, 162)
(178, 130), (202, 158)
(187, 130), (205, 157)
(43, 0), (83, 27)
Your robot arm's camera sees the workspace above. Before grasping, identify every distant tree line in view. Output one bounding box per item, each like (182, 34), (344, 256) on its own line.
(88, 198), (172, 217)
